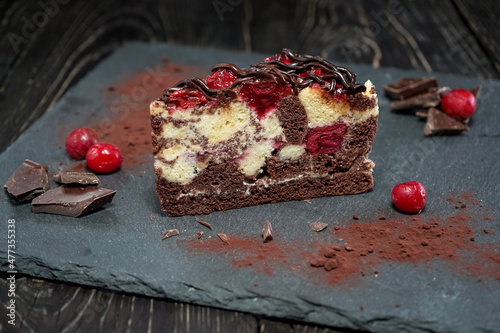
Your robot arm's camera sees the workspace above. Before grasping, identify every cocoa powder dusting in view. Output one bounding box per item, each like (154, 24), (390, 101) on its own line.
(184, 235), (305, 275)
(181, 192), (499, 285)
(52, 60), (204, 171)
(96, 62), (204, 169)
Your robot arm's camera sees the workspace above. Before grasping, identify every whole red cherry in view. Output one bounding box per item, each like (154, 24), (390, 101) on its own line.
(86, 143), (122, 173)
(441, 89), (476, 121)
(65, 128), (100, 160)
(391, 181), (426, 214)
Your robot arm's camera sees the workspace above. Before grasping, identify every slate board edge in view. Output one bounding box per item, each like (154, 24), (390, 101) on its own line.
(0, 255), (456, 333)
(1, 42), (498, 333)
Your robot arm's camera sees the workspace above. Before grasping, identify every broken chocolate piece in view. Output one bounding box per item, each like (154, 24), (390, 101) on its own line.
(217, 233), (230, 245)
(415, 109), (429, 119)
(53, 172), (99, 185)
(384, 77), (438, 100)
(262, 220), (273, 243)
(4, 159), (49, 202)
(195, 217), (213, 230)
(161, 229), (179, 240)
(310, 222), (328, 232)
(32, 186), (116, 217)
(390, 91), (441, 111)
(469, 85), (482, 99)
(196, 231), (204, 239)
(423, 108), (469, 136)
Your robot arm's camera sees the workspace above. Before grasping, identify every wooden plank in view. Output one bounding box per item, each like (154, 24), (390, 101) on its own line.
(453, 0), (500, 73)
(0, 0), (248, 153)
(0, 275), (259, 333)
(0, 0), (499, 331)
(248, 0), (498, 78)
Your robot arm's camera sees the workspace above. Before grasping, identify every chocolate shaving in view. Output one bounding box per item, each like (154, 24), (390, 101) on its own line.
(423, 108), (469, 136)
(195, 217), (213, 230)
(32, 186), (116, 217)
(4, 159), (49, 202)
(197, 231), (204, 239)
(310, 222), (328, 232)
(53, 172), (99, 186)
(217, 233), (230, 245)
(262, 220), (273, 243)
(161, 229), (179, 240)
(384, 77), (438, 100)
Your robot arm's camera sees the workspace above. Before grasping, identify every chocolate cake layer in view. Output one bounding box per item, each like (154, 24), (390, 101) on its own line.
(156, 165), (373, 216)
(155, 116), (376, 216)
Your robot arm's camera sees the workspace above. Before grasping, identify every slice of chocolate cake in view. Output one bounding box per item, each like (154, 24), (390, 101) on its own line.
(150, 49), (378, 216)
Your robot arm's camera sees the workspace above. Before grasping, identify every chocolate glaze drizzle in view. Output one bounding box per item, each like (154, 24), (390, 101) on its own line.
(160, 49), (366, 104)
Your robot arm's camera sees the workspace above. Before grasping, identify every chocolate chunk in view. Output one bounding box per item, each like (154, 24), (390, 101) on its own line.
(217, 233), (230, 245)
(390, 91), (441, 111)
(310, 222), (328, 232)
(32, 186), (116, 217)
(384, 77), (438, 100)
(53, 172), (99, 186)
(423, 108), (469, 136)
(262, 220), (273, 243)
(469, 85), (482, 99)
(4, 159), (49, 202)
(195, 217), (213, 230)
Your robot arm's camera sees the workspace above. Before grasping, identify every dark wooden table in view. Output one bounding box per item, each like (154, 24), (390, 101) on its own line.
(1, 1), (499, 332)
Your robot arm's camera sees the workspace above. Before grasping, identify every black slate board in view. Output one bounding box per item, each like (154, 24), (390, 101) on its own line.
(1, 43), (499, 333)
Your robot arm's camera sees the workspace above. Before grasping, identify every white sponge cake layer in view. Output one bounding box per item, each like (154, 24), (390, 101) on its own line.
(299, 80), (378, 127)
(151, 100), (285, 184)
(151, 81), (378, 185)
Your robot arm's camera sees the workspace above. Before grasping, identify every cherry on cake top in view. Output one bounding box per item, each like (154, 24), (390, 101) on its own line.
(160, 49), (366, 116)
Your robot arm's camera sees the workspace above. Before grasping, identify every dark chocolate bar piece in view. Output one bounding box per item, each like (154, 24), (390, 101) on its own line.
(384, 77), (438, 100)
(390, 91), (441, 111)
(423, 108), (469, 136)
(32, 186), (116, 217)
(4, 159), (49, 202)
(53, 172), (100, 185)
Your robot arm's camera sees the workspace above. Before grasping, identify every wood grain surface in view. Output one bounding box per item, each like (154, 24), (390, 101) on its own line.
(1, 0), (499, 332)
